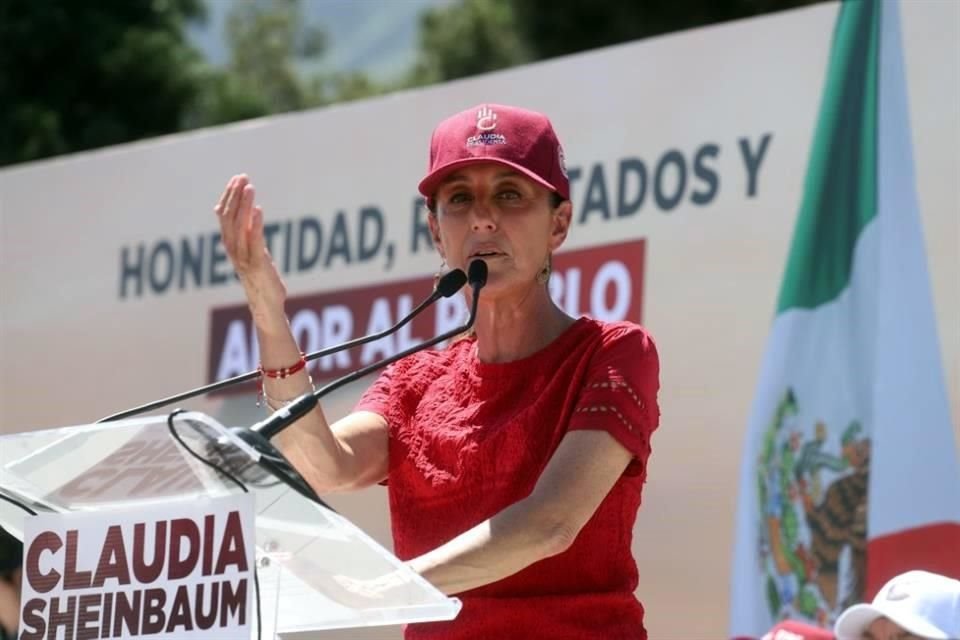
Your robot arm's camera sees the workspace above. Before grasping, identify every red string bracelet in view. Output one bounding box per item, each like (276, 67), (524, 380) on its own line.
(257, 353), (307, 406)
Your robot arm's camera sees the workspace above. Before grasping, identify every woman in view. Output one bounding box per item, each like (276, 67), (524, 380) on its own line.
(215, 103), (661, 639)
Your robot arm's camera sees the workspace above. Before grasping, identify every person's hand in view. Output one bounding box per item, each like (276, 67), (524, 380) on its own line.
(214, 174), (287, 329)
(0, 569), (20, 635)
(328, 569), (415, 608)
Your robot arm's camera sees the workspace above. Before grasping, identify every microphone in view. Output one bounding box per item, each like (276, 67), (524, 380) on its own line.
(96, 269), (468, 423)
(213, 260), (485, 509)
(247, 260), (488, 441)
(467, 256), (488, 288)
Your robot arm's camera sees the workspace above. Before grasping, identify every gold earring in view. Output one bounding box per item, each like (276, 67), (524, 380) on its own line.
(433, 258), (447, 288)
(536, 254), (552, 284)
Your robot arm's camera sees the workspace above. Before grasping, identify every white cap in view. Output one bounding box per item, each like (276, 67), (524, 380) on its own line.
(834, 570), (960, 640)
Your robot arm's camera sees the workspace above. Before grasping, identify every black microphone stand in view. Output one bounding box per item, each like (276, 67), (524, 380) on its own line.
(228, 261), (488, 506)
(97, 269), (468, 423)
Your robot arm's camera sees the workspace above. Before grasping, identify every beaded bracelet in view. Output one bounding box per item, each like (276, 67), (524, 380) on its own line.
(257, 353), (307, 406)
(259, 353), (307, 379)
(262, 376), (315, 411)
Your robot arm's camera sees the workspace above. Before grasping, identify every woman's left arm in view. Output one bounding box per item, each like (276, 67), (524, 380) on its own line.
(407, 429), (633, 595)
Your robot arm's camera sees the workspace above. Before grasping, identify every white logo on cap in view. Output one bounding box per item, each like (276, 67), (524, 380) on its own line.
(558, 145), (569, 179)
(476, 106), (497, 131)
(886, 579), (916, 601)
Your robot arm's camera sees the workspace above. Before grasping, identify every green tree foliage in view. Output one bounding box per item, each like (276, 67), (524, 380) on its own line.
(0, 0), (383, 164)
(202, 0), (382, 119)
(409, 0), (531, 85)
(1, 0), (827, 166)
(0, 0), (207, 166)
(221, 0), (325, 114)
(212, 0), (386, 113)
(410, 0), (825, 84)
(184, 0), (327, 129)
(512, 0), (825, 61)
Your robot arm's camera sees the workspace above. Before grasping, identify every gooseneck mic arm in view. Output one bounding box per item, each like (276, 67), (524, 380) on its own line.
(205, 261), (484, 510)
(96, 269), (469, 423)
(248, 260), (488, 441)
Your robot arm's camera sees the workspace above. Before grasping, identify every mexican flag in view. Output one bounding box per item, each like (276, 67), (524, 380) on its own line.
(728, 0), (960, 635)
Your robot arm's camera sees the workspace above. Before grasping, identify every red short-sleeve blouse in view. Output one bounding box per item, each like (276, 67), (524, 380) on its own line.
(355, 316), (660, 639)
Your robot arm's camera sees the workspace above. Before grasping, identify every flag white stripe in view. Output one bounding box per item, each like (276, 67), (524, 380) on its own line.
(869, 0), (960, 538)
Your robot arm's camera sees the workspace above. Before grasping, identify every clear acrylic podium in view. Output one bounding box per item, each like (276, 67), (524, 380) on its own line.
(0, 412), (461, 638)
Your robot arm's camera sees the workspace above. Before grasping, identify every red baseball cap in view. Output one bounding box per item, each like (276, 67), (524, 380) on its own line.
(418, 103), (570, 204)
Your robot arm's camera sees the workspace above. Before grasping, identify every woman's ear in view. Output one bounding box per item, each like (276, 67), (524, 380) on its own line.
(548, 200), (573, 252)
(427, 211), (446, 261)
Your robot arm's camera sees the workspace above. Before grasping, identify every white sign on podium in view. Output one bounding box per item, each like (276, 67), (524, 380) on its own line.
(0, 413), (461, 639)
(19, 493), (256, 639)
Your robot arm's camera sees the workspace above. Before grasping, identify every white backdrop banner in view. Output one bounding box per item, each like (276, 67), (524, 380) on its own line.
(2, 2), (956, 637)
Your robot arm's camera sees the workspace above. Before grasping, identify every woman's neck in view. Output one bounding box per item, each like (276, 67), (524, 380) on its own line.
(472, 289), (576, 363)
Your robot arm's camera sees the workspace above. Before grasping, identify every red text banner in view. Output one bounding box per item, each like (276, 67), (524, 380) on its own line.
(208, 239), (646, 390)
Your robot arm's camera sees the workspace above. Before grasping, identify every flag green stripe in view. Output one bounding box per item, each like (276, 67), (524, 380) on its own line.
(776, 0), (879, 313)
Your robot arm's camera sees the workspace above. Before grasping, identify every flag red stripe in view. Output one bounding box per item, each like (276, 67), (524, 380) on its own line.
(866, 521), (960, 597)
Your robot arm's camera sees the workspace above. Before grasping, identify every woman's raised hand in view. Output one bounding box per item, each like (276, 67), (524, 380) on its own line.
(213, 174), (287, 326)
(215, 174), (270, 275)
